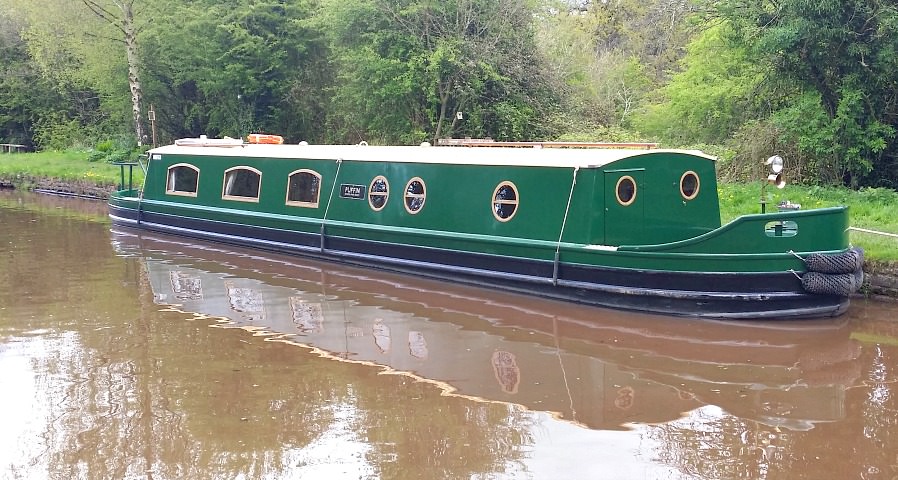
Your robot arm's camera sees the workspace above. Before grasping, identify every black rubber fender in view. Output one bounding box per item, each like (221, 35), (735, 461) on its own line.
(801, 270), (864, 296)
(805, 247), (864, 274)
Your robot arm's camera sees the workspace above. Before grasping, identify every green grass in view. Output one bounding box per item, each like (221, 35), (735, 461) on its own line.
(719, 182), (898, 262)
(0, 150), (144, 188)
(2, 151), (895, 262)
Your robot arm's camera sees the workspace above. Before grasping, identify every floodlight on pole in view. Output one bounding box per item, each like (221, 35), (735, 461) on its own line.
(765, 155), (784, 174)
(760, 155), (787, 213)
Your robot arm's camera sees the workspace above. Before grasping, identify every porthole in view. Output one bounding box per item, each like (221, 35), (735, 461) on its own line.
(369, 175), (389, 211)
(492, 181), (519, 222)
(404, 177), (426, 214)
(615, 176), (637, 206)
(166, 163), (199, 197)
(680, 171), (700, 200)
(286, 169), (321, 208)
(222, 166), (261, 202)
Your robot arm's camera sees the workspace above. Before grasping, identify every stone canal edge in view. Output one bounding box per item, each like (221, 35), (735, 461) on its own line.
(2, 175), (897, 302)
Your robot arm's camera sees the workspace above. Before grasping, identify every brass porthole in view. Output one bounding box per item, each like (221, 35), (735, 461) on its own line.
(680, 171), (700, 200)
(492, 181), (519, 222)
(615, 176), (637, 206)
(369, 175), (389, 211)
(403, 177), (426, 214)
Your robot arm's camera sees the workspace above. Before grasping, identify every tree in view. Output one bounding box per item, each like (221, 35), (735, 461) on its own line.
(718, 0), (898, 187)
(0, 11), (44, 147)
(80, 0), (147, 146)
(535, 0), (698, 138)
(140, 0), (330, 143)
(321, 0), (557, 144)
(634, 22), (763, 144)
(0, 4), (117, 150)
(4, 0), (150, 148)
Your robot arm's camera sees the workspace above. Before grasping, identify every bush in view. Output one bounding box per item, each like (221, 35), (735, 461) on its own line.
(33, 116), (95, 151)
(554, 124), (648, 143)
(86, 136), (142, 163)
(95, 139), (114, 152)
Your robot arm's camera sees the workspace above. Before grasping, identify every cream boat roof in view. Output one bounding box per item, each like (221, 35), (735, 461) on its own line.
(151, 142), (716, 169)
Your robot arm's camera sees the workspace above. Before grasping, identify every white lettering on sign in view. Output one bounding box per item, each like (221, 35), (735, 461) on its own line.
(340, 184), (366, 199)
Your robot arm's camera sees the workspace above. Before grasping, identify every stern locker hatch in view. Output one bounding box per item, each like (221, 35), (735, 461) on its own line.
(604, 169), (644, 246)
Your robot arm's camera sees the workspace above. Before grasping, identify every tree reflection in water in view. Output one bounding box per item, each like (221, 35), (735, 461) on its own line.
(645, 326), (898, 480)
(0, 194), (532, 479)
(18, 306), (533, 479)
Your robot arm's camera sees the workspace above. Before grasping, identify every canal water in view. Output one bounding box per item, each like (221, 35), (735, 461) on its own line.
(1, 190), (897, 480)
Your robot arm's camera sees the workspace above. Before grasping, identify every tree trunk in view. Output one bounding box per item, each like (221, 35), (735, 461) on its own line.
(434, 78), (452, 142)
(82, 0), (145, 146)
(122, 2), (144, 146)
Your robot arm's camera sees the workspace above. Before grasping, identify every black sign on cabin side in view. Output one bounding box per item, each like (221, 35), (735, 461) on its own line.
(340, 184), (366, 200)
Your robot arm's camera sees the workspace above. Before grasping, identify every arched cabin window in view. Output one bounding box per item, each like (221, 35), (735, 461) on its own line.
(222, 166), (262, 202)
(286, 169), (321, 208)
(492, 181), (519, 222)
(166, 163), (200, 197)
(404, 177), (426, 214)
(369, 175), (389, 211)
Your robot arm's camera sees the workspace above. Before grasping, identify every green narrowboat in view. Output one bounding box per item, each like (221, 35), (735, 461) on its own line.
(108, 137), (863, 319)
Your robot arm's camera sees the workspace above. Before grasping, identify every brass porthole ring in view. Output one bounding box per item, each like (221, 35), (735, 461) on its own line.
(403, 177), (426, 214)
(492, 181), (519, 222)
(680, 171), (700, 200)
(615, 175), (637, 206)
(368, 175), (389, 211)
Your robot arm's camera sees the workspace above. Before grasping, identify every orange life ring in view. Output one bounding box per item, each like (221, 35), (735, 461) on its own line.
(246, 133), (284, 144)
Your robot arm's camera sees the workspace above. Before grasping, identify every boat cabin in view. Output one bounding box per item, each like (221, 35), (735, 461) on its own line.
(145, 143), (720, 248)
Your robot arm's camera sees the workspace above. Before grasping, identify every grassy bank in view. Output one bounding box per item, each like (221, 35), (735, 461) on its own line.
(0, 150), (144, 195)
(2, 150), (896, 262)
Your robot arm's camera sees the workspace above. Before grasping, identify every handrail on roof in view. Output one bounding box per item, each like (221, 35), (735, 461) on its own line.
(436, 138), (660, 149)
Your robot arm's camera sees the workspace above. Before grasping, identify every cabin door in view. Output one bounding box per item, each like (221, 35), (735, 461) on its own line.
(603, 169), (644, 246)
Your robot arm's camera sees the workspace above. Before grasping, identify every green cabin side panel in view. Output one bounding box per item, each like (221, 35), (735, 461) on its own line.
(143, 154), (340, 235)
(325, 161), (580, 241)
(143, 153), (590, 245)
(603, 168), (644, 246)
(597, 152), (720, 246)
(140, 150), (722, 254)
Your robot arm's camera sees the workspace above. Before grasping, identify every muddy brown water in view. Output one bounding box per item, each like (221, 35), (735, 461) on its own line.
(2, 189), (897, 480)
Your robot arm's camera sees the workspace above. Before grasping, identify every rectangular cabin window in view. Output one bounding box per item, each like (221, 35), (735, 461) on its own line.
(222, 167), (261, 202)
(286, 170), (321, 208)
(166, 164), (199, 197)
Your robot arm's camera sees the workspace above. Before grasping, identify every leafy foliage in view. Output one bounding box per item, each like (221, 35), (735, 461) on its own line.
(86, 135), (140, 163)
(2, 0), (898, 189)
(634, 23), (763, 144)
(320, 0), (557, 144)
(537, 0), (695, 133)
(0, 12), (79, 149)
(140, 0), (330, 143)
(718, 0), (898, 188)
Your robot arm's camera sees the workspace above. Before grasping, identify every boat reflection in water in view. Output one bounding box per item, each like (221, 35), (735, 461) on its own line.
(111, 229), (862, 432)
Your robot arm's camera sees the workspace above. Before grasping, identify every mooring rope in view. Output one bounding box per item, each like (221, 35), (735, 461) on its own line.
(849, 226), (898, 239)
(321, 158), (343, 252)
(553, 166), (579, 286)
